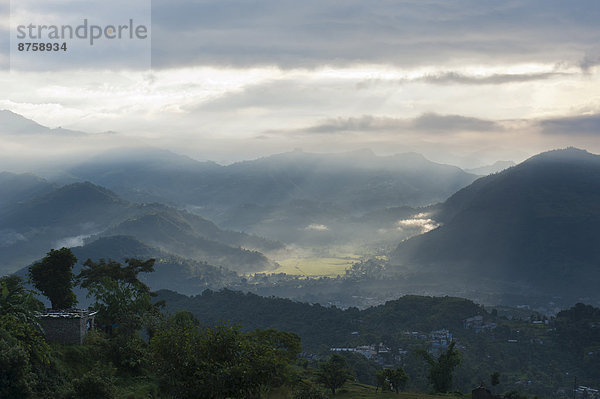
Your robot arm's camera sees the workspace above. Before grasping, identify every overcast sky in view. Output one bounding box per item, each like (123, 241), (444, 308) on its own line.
(1, 0), (600, 168)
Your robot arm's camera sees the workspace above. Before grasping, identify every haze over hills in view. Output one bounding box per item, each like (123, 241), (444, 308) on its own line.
(70, 236), (239, 297)
(12, 235), (239, 305)
(0, 172), (56, 210)
(464, 160), (515, 176)
(66, 148), (478, 215)
(3, 116), (600, 309)
(54, 147), (477, 246)
(391, 147), (600, 302)
(0, 112), (479, 249)
(0, 110), (54, 135)
(0, 178), (280, 274)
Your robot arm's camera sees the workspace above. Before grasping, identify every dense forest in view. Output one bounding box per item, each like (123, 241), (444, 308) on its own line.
(2, 249), (600, 398)
(159, 288), (600, 397)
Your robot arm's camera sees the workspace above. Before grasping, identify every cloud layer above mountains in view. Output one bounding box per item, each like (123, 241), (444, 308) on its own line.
(1, 1), (600, 167)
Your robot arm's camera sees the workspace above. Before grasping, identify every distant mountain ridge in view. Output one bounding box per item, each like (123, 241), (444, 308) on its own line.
(1, 112), (480, 246)
(58, 147), (478, 244)
(391, 147), (600, 300)
(66, 147), (478, 214)
(0, 110), (84, 135)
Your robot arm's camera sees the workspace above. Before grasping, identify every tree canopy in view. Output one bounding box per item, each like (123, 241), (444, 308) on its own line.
(418, 341), (462, 393)
(0, 276), (51, 398)
(376, 368), (409, 393)
(317, 354), (352, 395)
(77, 258), (162, 337)
(0, 275), (44, 327)
(28, 248), (77, 309)
(150, 311), (300, 399)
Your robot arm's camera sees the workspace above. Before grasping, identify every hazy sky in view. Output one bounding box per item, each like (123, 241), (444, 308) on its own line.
(1, 0), (600, 168)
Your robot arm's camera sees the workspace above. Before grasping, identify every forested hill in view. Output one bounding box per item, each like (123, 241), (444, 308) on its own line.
(157, 289), (485, 350)
(0, 178), (281, 274)
(158, 289), (600, 396)
(391, 147), (600, 301)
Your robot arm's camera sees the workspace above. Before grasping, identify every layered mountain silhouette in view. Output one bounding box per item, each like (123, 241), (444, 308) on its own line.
(66, 147), (478, 215)
(391, 148), (600, 300)
(1, 113), (479, 247)
(61, 147), (477, 244)
(70, 236), (239, 296)
(0, 180), (280, 274)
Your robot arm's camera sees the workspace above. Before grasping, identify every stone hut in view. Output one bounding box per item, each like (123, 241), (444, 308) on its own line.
(38, 309), (98, 345)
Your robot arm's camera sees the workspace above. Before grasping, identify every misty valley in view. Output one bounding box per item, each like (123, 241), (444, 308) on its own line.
(5, 1), (600, 398)
(2, 114), (600, 399)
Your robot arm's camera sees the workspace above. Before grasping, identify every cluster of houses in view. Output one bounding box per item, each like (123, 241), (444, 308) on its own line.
(330, 328), (457, 365)
(429, 328), (453, 356)
(328, 315), (506, 366)
(401, 328), (455, 356)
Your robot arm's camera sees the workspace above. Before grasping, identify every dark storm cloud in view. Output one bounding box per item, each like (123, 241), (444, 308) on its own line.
(540, 114), (600, 135)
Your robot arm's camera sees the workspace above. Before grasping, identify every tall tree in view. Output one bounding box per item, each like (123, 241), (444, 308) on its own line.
(375, 369), (387, 392)
(317, 354), (352, 395)
(375, 368), (409, 393)
(418, 341), (462, 393)
(77, 258), (161, 337)
(387, 368), (409, 393)
(28, 248), (77, 309)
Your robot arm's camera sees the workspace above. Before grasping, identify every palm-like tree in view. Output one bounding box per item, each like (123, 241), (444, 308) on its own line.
(0, 275), (44, 331)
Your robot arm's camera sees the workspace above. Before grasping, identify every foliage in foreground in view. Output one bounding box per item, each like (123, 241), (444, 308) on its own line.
(3, 250), (573, 398)
(29, 248), (78, 309)
(376, 368), (409, 393)
(151, 311), (301, 398)
(418, 341), (462, 393)
(78, 257), (163, 338)
(316, 354), (353, 395)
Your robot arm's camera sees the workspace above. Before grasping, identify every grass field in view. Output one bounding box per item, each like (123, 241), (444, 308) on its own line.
(266, 381), (464, 399)
(335, 382), (463, 398)
(270, 255), (360, 277)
